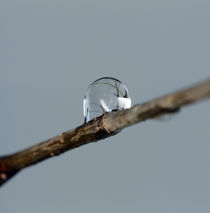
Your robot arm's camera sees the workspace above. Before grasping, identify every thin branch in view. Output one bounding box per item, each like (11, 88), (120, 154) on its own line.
(0, 79), (210, 187)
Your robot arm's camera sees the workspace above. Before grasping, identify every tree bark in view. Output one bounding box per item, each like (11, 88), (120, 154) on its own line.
(0, 79), (210, 187)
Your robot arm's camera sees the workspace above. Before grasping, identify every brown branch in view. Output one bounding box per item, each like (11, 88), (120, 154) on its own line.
(0, 79), (210, 187)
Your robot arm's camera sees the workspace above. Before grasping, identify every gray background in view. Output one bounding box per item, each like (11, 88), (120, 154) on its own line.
(1, 0), (210, 212)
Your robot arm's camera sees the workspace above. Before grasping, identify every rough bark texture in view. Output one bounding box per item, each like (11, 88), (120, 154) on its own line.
(0, 79), (210, 187)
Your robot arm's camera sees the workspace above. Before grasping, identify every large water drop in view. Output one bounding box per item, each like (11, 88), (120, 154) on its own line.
(83, 77), (131, 122)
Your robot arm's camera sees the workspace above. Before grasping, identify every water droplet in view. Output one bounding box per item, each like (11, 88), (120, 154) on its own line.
(83, 77), (131, 122)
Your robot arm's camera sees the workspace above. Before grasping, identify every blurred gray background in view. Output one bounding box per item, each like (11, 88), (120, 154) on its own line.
(1, 0), (210, 212)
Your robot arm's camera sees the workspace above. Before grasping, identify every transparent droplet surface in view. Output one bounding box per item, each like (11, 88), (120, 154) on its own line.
(83, 77), (131, 122)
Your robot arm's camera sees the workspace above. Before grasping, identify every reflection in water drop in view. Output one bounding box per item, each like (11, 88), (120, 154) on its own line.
(83, 77), (131, 123)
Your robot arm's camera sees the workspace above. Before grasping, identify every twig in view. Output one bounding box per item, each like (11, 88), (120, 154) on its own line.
(0, 79), (210, 187)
